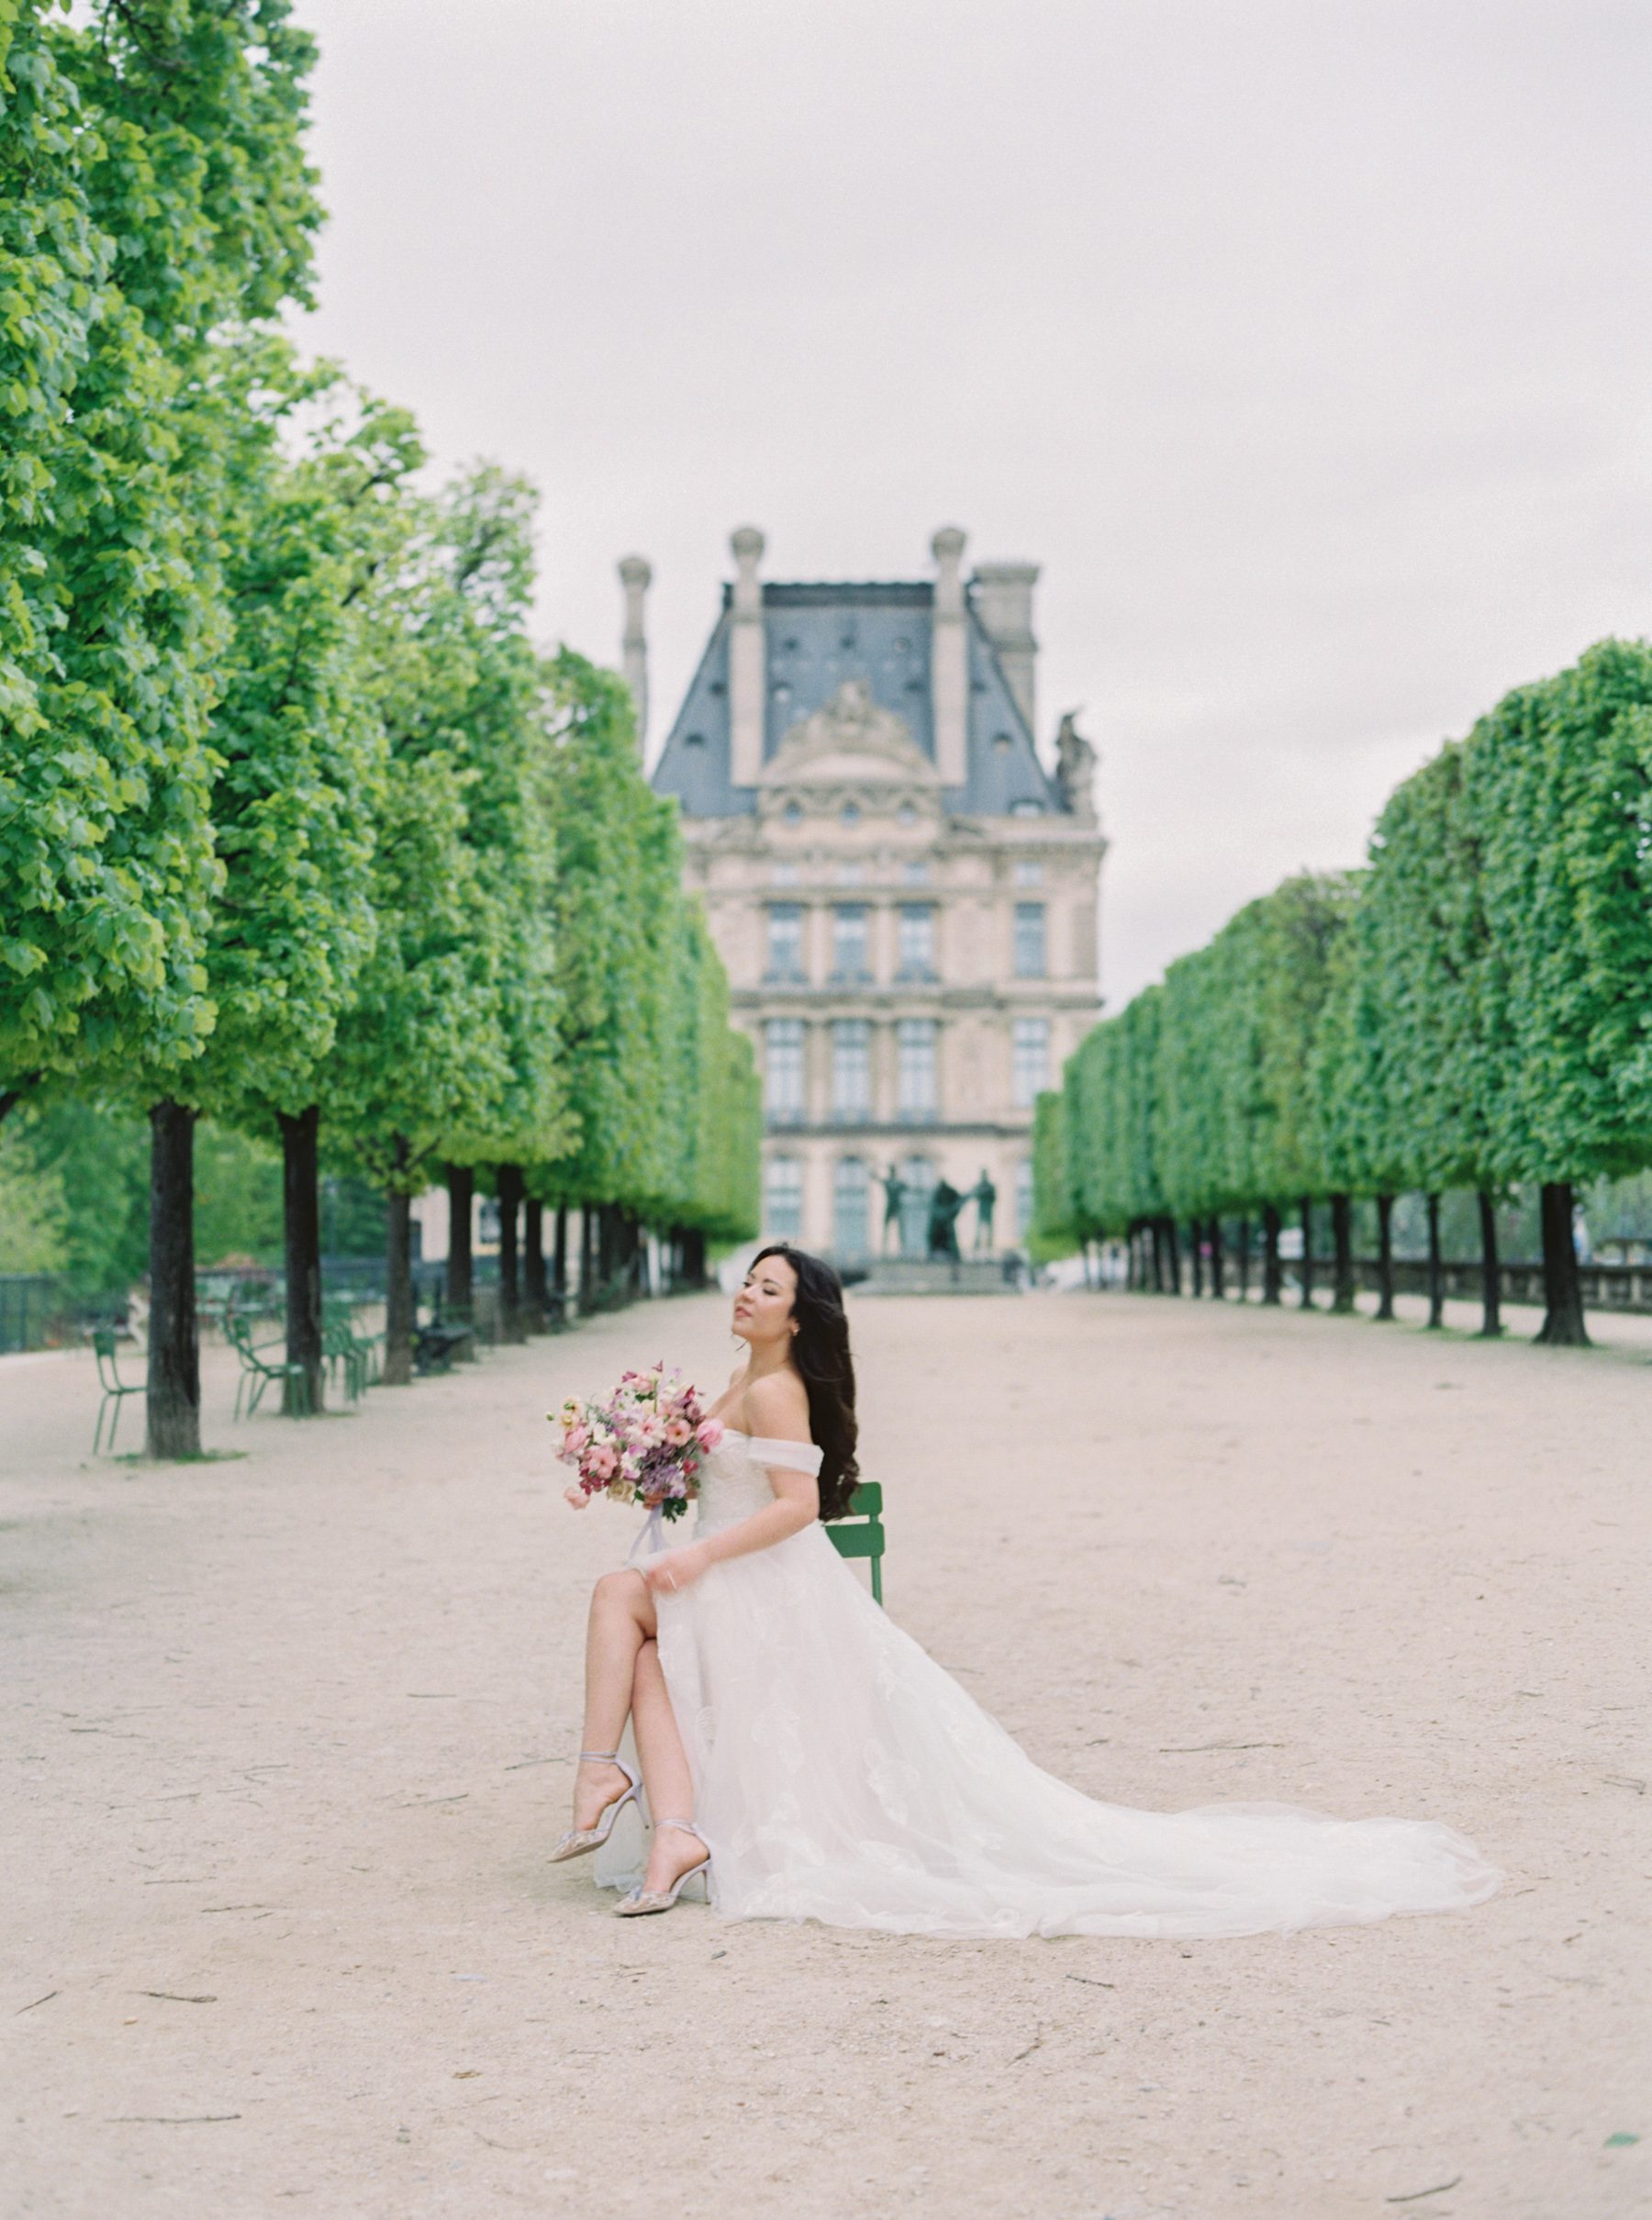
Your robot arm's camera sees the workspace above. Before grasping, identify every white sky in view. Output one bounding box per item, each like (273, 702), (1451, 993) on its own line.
(293, 0), (1652, 1008)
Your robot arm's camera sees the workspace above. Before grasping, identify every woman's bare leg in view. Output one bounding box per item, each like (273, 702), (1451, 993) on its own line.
(572, 1569), (654, 1828)
(630, 1637), (705, 1891)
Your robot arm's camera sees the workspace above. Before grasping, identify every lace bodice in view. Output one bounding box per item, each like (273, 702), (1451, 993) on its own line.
(695, 1429), (822, 1537)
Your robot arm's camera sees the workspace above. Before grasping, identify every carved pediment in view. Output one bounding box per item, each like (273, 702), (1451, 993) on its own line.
(759, 678), (939, 787)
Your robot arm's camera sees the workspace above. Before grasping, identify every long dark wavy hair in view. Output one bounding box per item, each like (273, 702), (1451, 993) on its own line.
(747, 1243), (860, 1521)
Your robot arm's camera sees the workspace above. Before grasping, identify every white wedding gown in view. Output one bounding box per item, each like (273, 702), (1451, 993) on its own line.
(591, 1430), (1502, 1937)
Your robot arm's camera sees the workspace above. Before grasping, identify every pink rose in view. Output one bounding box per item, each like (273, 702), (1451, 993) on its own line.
(563, 1484), (589, 1510)
(696, 1418), (724, 1449)
(664, 1417), (692, 1446)
(586, 1443), (617, 1480)
(564, 1422), (590, 1456)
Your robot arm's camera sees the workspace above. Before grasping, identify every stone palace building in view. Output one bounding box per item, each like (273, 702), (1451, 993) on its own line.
(620, 528), (1106, 1266)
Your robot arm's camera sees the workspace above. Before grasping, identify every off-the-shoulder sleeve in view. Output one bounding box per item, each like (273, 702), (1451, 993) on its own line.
(746, 1436), (824, 1477)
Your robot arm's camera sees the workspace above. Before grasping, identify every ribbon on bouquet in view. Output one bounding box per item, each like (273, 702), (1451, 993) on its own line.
(625, 1505), (667, 1567)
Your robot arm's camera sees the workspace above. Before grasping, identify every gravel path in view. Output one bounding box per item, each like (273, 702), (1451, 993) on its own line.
(3, 1288), (1646, 2219)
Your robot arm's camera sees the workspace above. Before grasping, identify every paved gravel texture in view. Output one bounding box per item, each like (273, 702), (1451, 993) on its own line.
(3, 1288), (1646, 2219)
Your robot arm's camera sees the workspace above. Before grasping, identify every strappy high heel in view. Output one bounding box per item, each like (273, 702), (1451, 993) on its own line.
(549, 1748), (641, 1863)
(613, 1819), (712, 1915)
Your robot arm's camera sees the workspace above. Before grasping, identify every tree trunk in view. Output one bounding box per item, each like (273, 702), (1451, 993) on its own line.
(553, 1204), (569, 1309)
(445, 1163), (474, 1317)
(279, 1105), (324, 1415)
(1188, 1222), (1203, 1299)
(1535, 1180), (1589, 1345)
(523, 1195), (548, 1330)
(497, 1163), (524, 1342)
(1208, 1216), (1225, 1300)
(580, 1204), (596, 1311)
(384, 1168), (414, 1385)
(0, 1072), (41, 1123)
(146, 1100), (201, 1459)
(1330, 1192), (1355, 1314)
(682, 1224), (706, 1288)
(1424, 1192), (1445, 1330)
(1477, 1188), (1503, 1339)
(1164, 1216), (1182, 1295)
(1237, 1216), (1252, 1301)
(1375, 1193), (1395, 1320)
(1298, 1195), (1314, 1309)
(1261, 1205), (1283, 1304)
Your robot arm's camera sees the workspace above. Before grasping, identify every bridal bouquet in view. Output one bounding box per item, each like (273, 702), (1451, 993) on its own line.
(552, 1363), (722, 1526)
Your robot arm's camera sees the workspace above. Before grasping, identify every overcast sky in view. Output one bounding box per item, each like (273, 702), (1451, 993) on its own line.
(293, 0), (1652, 1007)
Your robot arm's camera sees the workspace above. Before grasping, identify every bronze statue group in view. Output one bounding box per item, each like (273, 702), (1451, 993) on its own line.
(877, 1166), (998, 1259)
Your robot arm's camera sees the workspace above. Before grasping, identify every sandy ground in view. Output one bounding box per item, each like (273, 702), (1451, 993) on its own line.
(2, 1287), (1647, 2220)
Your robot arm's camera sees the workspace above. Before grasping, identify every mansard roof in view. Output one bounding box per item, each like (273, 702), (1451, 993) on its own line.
(650, 577), (1065, 820)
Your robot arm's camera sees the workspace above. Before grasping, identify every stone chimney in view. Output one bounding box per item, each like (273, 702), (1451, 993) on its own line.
(618, 554), (651, 752)
(930, 526), (968, 788)
(969, 561), (1039, 735)
(729, 525), (765, 787)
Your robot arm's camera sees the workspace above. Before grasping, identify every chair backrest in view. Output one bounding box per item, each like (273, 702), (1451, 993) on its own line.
(827, 1480), (885, 1568)
(92, 1326), (119, 1388)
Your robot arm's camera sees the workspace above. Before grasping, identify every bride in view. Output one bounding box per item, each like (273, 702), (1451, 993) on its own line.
(552, 1243), (1502, 1936)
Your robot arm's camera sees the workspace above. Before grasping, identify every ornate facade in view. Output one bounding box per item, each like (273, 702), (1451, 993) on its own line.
(627, 528), (1106, 1264)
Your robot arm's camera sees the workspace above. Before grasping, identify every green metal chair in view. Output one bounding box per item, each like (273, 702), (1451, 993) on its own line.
(92, 1328), (144, 1454)
(227, 1313), (311, 1421)
(827, 1481), (886, 1605)
(321, 1312), (366, 1403)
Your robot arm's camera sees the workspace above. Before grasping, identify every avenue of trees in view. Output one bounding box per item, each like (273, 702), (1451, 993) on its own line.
(1035, 638), (1652, 1346)
(0, 2), (758, 1453)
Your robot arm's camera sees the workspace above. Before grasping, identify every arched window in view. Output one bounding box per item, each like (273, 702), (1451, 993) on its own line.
(765, 1155), (804, 1242)
(833, 1157), (870, 1260)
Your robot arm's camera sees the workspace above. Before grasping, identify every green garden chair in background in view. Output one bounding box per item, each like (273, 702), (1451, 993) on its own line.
(92, 1328), (144, 1454)
(828, 1481), (886, 1605)
(227, 1312), (310, 1422)
(321, 1311), (366, 1403)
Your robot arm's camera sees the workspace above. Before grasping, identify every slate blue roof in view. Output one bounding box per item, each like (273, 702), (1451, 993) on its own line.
(650, 579), (1066, 819)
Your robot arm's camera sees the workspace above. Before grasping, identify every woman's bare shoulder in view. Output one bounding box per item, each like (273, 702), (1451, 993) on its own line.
(740, 1368), (811, 1440)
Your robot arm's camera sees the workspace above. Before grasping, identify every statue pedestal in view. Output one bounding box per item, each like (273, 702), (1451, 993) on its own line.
(848, 1255), (1024, 1297)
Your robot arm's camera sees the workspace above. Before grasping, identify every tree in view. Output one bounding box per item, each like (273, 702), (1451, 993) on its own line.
(2, 4), (231, 1118)
(430, 469), (569, 1344)
(320, 535), (510, 1383)
(197, 351), (421, 1410)
(1471, 642), (1652, 1342)
(534, 652), (675, 1284)
(2, 2), (326, 1454)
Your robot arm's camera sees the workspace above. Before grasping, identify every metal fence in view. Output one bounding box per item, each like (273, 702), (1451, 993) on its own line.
(1364, 1255), (1652, 1316)
(0, 1275), (62, 1355)
(0, 1275), (132, 1355)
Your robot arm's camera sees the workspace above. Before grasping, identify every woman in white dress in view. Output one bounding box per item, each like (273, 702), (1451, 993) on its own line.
(551, 1244), (1502, 1936)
